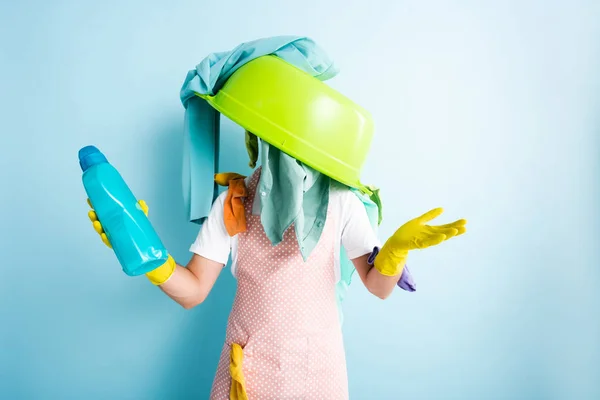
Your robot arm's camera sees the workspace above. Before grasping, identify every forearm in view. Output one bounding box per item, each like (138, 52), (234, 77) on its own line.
(156, 264), (206, 309)
(365, 258), (403, 299)
(149, 254), (224, 309)
(352, 254), (403, 300)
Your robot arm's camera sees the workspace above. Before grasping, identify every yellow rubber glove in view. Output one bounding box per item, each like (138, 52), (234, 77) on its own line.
(374, 208), (467, 276)
(229, 343), (248, 400)
(87, 199), (176, 285)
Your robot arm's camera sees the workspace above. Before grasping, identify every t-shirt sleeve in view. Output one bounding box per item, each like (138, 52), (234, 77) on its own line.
(340, 190), (382, 260)
(189, 191), (232, 265)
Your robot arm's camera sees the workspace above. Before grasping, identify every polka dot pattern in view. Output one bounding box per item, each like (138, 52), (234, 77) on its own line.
(209, 169), (349, 399)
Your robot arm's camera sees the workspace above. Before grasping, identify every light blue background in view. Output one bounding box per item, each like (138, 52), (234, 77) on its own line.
(1, 1), (599, 399)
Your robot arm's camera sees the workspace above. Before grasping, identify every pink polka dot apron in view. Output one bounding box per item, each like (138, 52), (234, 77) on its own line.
(210, 169), (349, 399)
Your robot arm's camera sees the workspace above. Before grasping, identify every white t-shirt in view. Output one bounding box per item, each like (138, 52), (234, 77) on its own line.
(189, 179), (381, 283)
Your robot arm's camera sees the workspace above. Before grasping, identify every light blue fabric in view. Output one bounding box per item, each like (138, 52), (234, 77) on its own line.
(179, 35), (338, 224)
(257, 140), (330, 261)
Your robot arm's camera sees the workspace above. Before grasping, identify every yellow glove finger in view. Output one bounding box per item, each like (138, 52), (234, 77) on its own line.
(431, 224), (468, 238)
(432, 219), (467, 229)
(87, 198), (112, 248)
(88, 210), (99, 223)
(92, 220), (104, 235)
(138, 200), (149, 216)
(414, 233), (446, 249)
(91, 220), (112, 248)
(100, 233), (112, 248)
(427, 226), (459, 239)
(415, 207), (444, 224)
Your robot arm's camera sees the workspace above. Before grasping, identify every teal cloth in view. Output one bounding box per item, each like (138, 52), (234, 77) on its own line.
(179, 35), (381, 324)
(258, 141), (330, 261)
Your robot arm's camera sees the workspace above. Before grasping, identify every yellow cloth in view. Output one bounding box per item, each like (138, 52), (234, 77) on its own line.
(229, 343), (248, 400)
(87, 199), (176, 285)
(214, 173), (248, 237)
(374, 208), (467, 276)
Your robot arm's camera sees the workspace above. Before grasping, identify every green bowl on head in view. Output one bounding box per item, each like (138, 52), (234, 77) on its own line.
(197, 55), (374, 191)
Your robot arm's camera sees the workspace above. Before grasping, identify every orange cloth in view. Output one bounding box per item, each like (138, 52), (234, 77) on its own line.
(214, 173), (248, 237)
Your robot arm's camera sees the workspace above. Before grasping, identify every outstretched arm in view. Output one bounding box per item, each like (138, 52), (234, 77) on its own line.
(343, 191), (466, 299)
(352, 254), (402, 299)
(340, 191), (404, 299)
(360, 207), (467, 299)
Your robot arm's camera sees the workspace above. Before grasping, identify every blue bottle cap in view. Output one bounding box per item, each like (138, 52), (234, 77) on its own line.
(79, 145), (108, 171)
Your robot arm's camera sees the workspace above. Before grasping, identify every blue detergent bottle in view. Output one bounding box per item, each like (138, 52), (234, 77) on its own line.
(79, 145), (169, 276)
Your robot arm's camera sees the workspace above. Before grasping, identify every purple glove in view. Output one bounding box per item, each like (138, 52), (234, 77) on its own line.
(368, 247), (416, 292)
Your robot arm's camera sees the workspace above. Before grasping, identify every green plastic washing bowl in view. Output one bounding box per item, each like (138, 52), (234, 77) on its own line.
(197, 55), (374, 191)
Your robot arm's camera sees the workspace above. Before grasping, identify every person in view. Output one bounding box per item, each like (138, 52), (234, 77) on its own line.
(87, 155), (466, 400)
(86, 36), (467, 399)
